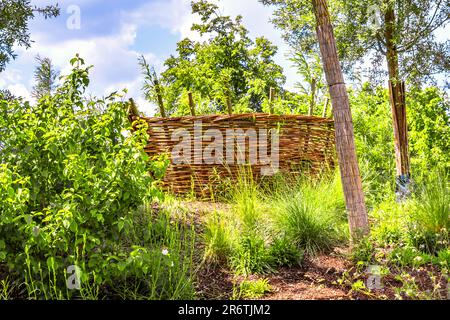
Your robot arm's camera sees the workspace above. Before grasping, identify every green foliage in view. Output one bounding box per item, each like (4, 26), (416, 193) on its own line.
(108, 208), (196, 300)
(408, 87), (450, 172)
(201, 171), (306, 275)
(233, 278), (272, 299)
(203, 211), (233, 264)
(351, 84), (396, 205)
(261, 0), (449, 86)
(409, 170), (449, 254)
(353, 169), (449, 268)
(155, 0), (286, 116)
(0, 56), (195, 299)
(229, 173), (274, 275)
(271, 172), (347, 256)
(0, 0), (60, 71)
(267, 236), (304, 267)
(350, 84), (450, 205)
(369, 200), (410, 246)
(32, 55), (60, 101)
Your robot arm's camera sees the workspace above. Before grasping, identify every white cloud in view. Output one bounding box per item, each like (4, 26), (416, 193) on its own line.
(125, 0), (299, 89)
(4, 21), (161, 115)
(7, 84), (33, 102)
(3, 0), (300, 117)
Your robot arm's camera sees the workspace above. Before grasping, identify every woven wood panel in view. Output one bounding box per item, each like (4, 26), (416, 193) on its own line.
(130, 113), (336, 197)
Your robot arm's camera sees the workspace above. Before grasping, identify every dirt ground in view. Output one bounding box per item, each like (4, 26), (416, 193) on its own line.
(174, 201), (449, 300)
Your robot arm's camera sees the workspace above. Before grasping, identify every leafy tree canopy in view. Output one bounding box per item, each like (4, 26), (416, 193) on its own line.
(32, 55), (60, 100)
(153, 0), (286, 115)
(261, 0), (449, 87)
(0, 0), (60, 72)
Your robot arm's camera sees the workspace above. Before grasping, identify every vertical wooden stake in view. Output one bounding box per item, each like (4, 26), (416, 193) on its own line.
(269, 87), (276, 114)
(188, 92), (196, 116)
(322, 97), (330, 118)
(226, 96), (233, 115)
(308, 78), (317, 116)
(154, 78), (166, 118)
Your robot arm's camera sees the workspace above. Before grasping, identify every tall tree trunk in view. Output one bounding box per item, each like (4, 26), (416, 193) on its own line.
(312, 0), (369, 240)
(384, 3), (411, 200)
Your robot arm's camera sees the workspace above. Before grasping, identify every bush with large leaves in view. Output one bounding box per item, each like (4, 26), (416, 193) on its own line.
(0, 56), (175, 298)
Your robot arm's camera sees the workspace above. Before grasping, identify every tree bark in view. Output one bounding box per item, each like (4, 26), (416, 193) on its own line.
(312, 0), (369, 239)
(384, 3), (411, 199)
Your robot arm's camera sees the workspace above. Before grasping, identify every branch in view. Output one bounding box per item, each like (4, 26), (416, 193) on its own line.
(398, 0), (447, 53)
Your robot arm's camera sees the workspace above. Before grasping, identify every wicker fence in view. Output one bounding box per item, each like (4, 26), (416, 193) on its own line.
(129, 113), (336, 197)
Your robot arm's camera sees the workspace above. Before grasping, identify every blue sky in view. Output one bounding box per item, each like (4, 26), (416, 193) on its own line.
(1, 0), (448, 115)
(1, 0), (296, 115)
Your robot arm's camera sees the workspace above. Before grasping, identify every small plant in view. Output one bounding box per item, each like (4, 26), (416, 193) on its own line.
(409, 170), (450, 254)
(0, 277), (13, 300)
(268, 236), (304, 267)
(203, 211), (233, 265)
(393, 272), (445, 300)
(276, 194), (342, 256)
(231, 233), (273, 275)
(233, 278), (272, 300)
(351, 237), (375, 265)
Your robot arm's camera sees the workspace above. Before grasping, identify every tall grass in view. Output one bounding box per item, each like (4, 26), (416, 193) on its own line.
(203, 211), (233, 265)
(270, 172), (348, 256)
(409, 169), (449, 254)
(229, 169), (274, 275)
(354, 169), (450, 266)
(201, 168), (347, 276)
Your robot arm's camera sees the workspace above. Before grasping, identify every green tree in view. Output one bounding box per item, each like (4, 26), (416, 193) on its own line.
(289, 51), (326, 115)
(32, 55), (60, 100)
(0, 0), (60, 72)
(262, 0), (449, 197)
(350, 84), (450, 204)
(407, 87), (450, 173)
(0, 55), (185, 299)
(153, 0), (286, 116)
(138, 55), (166, 117)
(0, 89), (17, 101)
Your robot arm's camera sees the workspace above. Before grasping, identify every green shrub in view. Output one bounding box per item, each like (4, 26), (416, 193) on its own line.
(231, 232), (274, 275)
(0, 56), (194, 299)
(268, 236), (304, 267)
(369, 200), (410, 246)
(203, 211), (233, 265)
(350, 237), (375, 264)
(434, 249), (450, 269)
(388, 246), (432, 268)
(233, 278), (272, 300)
(273, 174), (346, 256)
(282, 198), (335, 255)
(409, 170), (449, 254)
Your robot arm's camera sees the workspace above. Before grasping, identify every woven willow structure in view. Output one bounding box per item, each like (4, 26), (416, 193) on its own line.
(130, 113), (335, 197)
